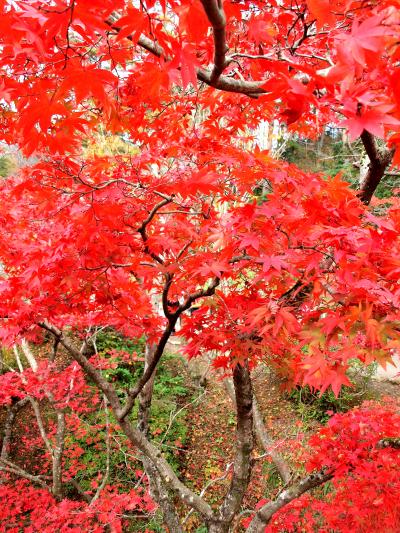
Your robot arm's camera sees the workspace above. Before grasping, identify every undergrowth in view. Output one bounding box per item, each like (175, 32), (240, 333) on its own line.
(287, 361), (376, 424)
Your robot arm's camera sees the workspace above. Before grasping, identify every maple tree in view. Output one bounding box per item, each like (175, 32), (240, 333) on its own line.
(0, 0), (400, 531)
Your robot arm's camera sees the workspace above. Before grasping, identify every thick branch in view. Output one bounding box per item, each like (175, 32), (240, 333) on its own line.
(0, 398), (29, 461)
(90, 398), (110, 504)
(137, 343), (157, 435)
(143, 455), (184, 532)
(137, 197), (173, 234)
(0, 458), (50, 490)
(69, 478), (91, 502)
(117, 314), (179, 420)
(179, 277), (220, 313)
(161, 273), (174, 320)
(118, 417), (214, 520)
(137, 343), (184, 531)
(29, 397), (54, 456)
(20, 338), (38, 371)
(200, 0), (228, 82)
(247, 470), (333, 532)
(377, 437), (400, 449)
(18, 338), (65, 499)
(358, 130), (394, 205)
(120, 276), (220, 420)
(252, 394), (292, 484)
(137, 198), (172, 265)
(122, 256), (245, 419)
(52, 411), (65, 500)
(106, 19), (266, 97)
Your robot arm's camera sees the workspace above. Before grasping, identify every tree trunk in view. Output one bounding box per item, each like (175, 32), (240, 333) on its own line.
(138, 342), (184, 532)
(137, 343), (157, 435)
(52, 411), (65, 500)
(215, 363), (254, 528)
(223, 375), (291, 484)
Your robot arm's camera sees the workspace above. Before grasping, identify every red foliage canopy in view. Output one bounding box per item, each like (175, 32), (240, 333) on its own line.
(0, 0), (399, 531)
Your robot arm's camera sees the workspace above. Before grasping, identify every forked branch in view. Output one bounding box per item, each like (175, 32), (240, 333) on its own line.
(106, 18), (266, 97)
(38, 323), (214, 520)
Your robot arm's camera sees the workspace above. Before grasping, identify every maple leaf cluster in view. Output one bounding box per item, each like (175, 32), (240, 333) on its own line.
(0, 0), (397, 155)
(0, 479), (151, 533)
(259, 399), (400, 533)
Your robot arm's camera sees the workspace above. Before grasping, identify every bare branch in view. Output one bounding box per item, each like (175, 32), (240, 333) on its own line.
(137, 342), (157, 436)
(117, 314), (179, 420)
(179, 276), (220, 313)
(136, 340), (184, 531)
(120, 275), (221, 420)
(142, 457), (184, 533)
(106, 18), (266, 97)
(51, 337), (60, 362)
(161, 273), (174, 320)
(137, 197), (173, 234)
(13, 346), (24, 375)
(223, 377), (291, 484)
(137, 197), (172, 265)
(38, 324), (214, 520)
(252, 394), (292, 484)
(29, 397), (54, 456)
(52, 411), (65, 499)
(196, 67), (265, 96)
(0, 458), (50, 490)
(0, 398), (29, 461)
(159, 390), (207, 447)
(20, 339), (38, 372)
(247, 470), (333, 532)
(118, 417), (214, 520)
(90, 397), (110, 504)
(377, 437), (400, 449)
(69, 477), (91, 502)
(183, 462), (232, 526)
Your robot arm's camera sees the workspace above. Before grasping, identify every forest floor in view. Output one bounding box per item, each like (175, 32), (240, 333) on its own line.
(180, 368), (301, 531)
(173, 354), (400, 531)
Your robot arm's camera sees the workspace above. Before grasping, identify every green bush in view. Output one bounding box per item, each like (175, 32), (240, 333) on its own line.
(95, 327), (145, 355)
